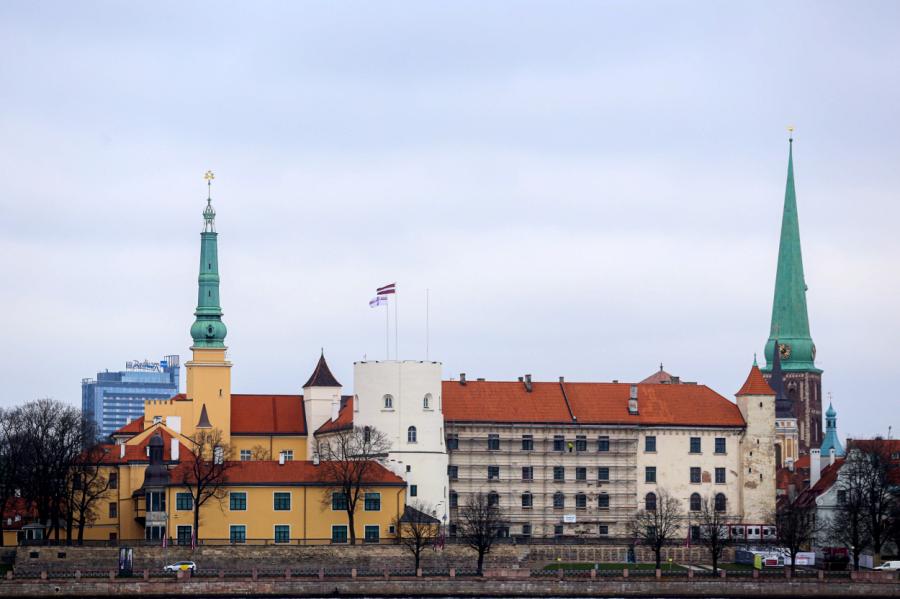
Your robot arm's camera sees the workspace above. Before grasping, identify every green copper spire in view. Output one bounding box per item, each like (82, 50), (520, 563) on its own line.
(763, 136), (818, 372)
(190, 171), (227, 348)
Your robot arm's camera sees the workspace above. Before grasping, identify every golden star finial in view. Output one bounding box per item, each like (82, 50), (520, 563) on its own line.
(204, 170), (215, 182)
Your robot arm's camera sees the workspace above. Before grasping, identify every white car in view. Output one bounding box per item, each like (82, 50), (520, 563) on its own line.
(164, 561), (196, 573)
(873, 561), (900, 571)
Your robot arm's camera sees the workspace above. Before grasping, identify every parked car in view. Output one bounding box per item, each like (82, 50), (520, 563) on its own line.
(873, 561), (900, 571)
(164, 561), (196, 573)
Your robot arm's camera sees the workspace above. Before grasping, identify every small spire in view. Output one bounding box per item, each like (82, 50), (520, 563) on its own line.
(203, 170), (216, 232)
(659, 362), (664, 372)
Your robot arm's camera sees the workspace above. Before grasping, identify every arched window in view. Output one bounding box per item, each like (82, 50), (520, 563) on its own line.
(690, 493), (701, 511)
(488, 491), (499, 507)
(383, 394), (393, 409)
(575, 493), (587, 509)
(715, 493), (727, 513)
(598, 493), (609, 509)
(645, 492), (657, 511)
(521, 492), (533, 508)
(407, 426), (417, 443)
(363, 426), (371, 444)
(423, 393), (432, 409)
(553, 492), (565, 509)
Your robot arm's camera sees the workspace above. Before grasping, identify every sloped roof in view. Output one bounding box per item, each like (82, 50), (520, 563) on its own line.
(113, 417), (144, 435)
(231, 394), (307, 435)
(442, 380), (745, 427)
(401, 504), (441, 524)
(303, 353), (342, 388)
(315, 396), (354, 435)
(736, 364), (775, 396)
(98, 427), (191, 465)
(168, 459), (404, 486)
(639, 366), (676, 385)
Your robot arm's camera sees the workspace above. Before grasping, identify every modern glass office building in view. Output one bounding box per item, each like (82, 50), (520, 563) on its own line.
(82, 356), (180, 438)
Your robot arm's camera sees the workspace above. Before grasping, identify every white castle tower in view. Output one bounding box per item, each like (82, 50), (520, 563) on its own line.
(353, 360), (449, 524)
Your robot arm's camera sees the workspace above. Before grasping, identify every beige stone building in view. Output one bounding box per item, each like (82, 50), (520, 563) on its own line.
(442, 365), (777, 539)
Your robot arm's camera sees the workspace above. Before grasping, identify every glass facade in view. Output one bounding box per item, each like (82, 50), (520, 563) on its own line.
(81, 355), (180, 438)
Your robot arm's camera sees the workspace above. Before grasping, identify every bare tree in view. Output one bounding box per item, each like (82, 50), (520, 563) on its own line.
(458, 491), (504, 576)
(774, 496), (819, 574)
(629, 489), (682, 569)
(854, 440), (900, 562)
(317, 425), (391, 545)
(830, 447), (872, 570)
(250, 444), (271, 460)
(67, 439), (113, 545)
(0, 409), (25, 546)
(176, 428), (233, 545)
(692, 495), (737, 574)
(393, 502), (441, 571)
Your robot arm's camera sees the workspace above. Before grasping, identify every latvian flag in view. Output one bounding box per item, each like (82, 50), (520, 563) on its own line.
(376, 283), (396, 295)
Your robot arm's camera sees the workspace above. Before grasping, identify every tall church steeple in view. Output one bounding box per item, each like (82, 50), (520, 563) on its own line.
(190, 171), (228, 348)
(762, 134), (823, 453)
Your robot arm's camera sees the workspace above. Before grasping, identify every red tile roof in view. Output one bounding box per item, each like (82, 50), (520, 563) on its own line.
(639, 368), (676, 385)
(442, 380), (746, 427)
(303, 353), (342, 388)
(316, 396), (354, 434)
(113, 417), (144, 435)
(735, 365), (775, 396)
(231, 394), (307, 435)
(169, 459), (404, 486)
(98, 428), (191, 464)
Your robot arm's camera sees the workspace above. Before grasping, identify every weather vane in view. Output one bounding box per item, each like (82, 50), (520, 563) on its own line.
(204, 170), (215, 200)
(787, 125), (795, 142)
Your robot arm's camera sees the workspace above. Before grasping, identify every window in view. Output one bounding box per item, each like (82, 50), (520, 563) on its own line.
(214, 446), (224, 464)
(645, 492), (657, 511)
(715, 493), (727, 513)
(690, 493), (701, 511)
(176, 492), (193, 511)
(281, 449), (294, 461)
(364, 426), (371, 443)
(488, 466), (500, 480)
(383, 394), (393, 409)
(145, 491), (165, 512)
(690, 437), (702, 453)
(598, 467), (609, 482)
(364, 492), (381, 511)
(364, 525), (380, 543)
(109, 502), (117, 518)
(553, 492), (565, 509)
(575, 435), (587, 451)
(575, 493), (587, 509)
(332, 492), (348, 511)
(645, 436), (656, 452)
(715, 437), (726, 454)
(553, 435), (565, 451)
(487, 491), (499, 507)
(521, 492), (533, 508)
(423, 393), (432, 409)
(407, 426), (417, 443)
(230, 525), (246, 544)
(446, 434), (459, 450)
(176, 525), (192, 546)
(274, 492), (291, 511)
(230, 492), (247, 511)
(645, 466), (656, 483)
(598, 494), (609, 509)
(521, 435), (533, 450)
(554, 524), (564, 536)
(553, 466), (565, 482)
(690, 467), (701, 484)
(715, 468), (726, 484)
(448, 465), (459, 480)
(449, 491), (458, 508)
(597, 436), (610, 452)
(691, 525), (701, 541)
(331, 525), (348, 544)
(274, 525), (290, 544)
(522, 524), (532, 537)
(109, 472), (118, 489)
(599, 525), (609, 536)
(837, 490), (847, 505)
(240, 449), (251, 461)
(487, 433), (500, 450)
(145, 525), (165, 540)
(410, 485), (417, 497)
(448, 524), (457, 537)
(576, 467), (587, 481)
(522, 466), (534, 481)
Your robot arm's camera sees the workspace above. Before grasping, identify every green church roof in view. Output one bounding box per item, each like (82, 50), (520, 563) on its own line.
(190, 173), (227, 348)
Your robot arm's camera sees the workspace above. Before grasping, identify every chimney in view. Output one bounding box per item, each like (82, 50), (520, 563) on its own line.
(524, 374), (532, 392)
(518, 376), (524, 382)
(809, 448), (821, 488)
(312, 453), (320, 466)
(278, 452), (286, 466)
(786, 457), (794, 472)
(628, 385), (639, 415)
(559, 376), (565, 383)
(331, 399), (339, 422)
(829, 447), (836, 466)
(120, 444), (126, 459)
(171, 439), (179, 462)
(459, 373), (466, 385)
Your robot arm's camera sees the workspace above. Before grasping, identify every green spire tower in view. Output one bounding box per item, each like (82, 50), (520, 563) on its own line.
(190, 171), (228, 348)
(762, 133), (823, 453)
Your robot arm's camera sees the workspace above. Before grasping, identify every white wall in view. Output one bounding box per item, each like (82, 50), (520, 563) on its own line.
(354, 360), (449, 523)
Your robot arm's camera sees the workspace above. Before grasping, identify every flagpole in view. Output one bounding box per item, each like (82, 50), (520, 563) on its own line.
(385, 300), (390, 360)
(425, 288), (430, 361)
(394, 286), (399, 360)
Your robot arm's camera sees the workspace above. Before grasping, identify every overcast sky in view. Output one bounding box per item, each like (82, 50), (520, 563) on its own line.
(1, 1), (898, 439)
